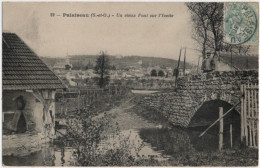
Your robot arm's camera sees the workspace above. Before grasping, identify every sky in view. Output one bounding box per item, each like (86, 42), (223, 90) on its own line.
(3, 2), (200, 63)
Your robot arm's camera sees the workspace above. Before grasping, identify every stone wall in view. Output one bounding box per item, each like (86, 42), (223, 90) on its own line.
(3, 133), (51, 156)
(138, 70), (258, 127)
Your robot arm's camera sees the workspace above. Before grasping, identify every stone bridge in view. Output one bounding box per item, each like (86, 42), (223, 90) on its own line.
(138, 70), (258, 127)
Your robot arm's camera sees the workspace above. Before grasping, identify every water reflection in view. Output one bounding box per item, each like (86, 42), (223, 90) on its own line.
(3, 126), (240, 166)
(3, 144), (74, 166)
(139, 127), (220, 157)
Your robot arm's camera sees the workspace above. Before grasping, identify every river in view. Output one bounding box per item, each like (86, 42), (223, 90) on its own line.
(3, 95), (240, 166)
(3, 126), (230, 166)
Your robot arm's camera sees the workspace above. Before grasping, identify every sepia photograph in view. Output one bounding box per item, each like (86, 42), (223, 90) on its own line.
(2, 2), (259, 166)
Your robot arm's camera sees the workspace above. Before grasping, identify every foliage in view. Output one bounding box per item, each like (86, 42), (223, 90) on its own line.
(173, 68), (179, 77)
(150, 69), (157, 77)
(65, 64), (71, 70)
(62, 113), (109, 166)
(111, 65), (117, 70)
(94, 51), (110, 88)
(61, 110), (164, 166)
(158, 70), (165, 77)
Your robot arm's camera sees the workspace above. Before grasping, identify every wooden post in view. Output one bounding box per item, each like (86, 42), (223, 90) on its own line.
(244, 85), (248, 146)
(240, 85), (244, 141)
(175, 48), (182, 88)
(230, 49), (233, 71)
(219, 107), (223, 151)
(254, 84), (258, 147)
(248, 84), (252, 147)
(78, 89), (81, 113)
(230, 124), (233, 148)
(65, 99), (68, 115)
(252, 87), (256, 147)
(183, 47), (186, 76)
(197, 56), (200, 74)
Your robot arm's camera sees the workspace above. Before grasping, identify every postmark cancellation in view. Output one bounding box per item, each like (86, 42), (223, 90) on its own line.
(224, 2), (258, 45)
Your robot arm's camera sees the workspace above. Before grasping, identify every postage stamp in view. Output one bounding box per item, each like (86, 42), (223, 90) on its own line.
(224, 2), (258, 45)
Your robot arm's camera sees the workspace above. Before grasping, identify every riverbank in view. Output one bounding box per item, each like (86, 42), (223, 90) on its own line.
(77, 93), (258, 166)
(3, 92), (258, 166)
(128, 99), (258, 166)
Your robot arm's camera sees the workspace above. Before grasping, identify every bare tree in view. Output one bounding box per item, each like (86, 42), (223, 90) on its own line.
(186, 3), (225, 58)
(186, 3), (211, 59)
(206, 3), (224, 53)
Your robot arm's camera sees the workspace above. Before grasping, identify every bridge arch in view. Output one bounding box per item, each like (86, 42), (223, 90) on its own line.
(188, 99), (241, 149)
(189, 90), (240, 121)
(189, 99), (240, 128)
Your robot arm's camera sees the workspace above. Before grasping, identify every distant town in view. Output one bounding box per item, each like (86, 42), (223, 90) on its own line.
(41, 55), (194, 89)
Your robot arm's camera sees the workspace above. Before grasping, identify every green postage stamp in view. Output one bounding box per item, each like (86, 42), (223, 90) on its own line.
(224, 2), (258, 45)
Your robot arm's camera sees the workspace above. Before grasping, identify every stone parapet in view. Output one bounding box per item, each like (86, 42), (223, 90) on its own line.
(138, 70), (258, 127)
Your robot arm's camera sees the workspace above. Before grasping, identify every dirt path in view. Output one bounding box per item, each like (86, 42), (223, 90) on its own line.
(94, 96), (158, 133)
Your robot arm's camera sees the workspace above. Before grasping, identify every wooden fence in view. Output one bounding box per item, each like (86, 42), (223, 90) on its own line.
(240, 84), (258, 148)
(55, 85), (129, 115)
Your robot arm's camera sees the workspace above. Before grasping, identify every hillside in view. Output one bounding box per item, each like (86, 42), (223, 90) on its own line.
(41, 55), (191, 70)
(219, 53), (258, 70)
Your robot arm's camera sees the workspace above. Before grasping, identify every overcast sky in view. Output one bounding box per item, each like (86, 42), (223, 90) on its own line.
(3, 2), (200, 63)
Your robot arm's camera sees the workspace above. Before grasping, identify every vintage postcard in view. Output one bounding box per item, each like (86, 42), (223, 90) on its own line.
(2, 2), (259, 167)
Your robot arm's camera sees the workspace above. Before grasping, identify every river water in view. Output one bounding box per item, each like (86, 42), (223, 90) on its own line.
(3, 125), (238, 166)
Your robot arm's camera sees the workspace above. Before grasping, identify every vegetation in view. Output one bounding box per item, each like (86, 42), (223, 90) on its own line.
(186, 2), (251, 58)
(56, 93), (258, 167)
(158, 70), (165, 77)
(41, 55), (192, 71)
(150, 69), (157, 77)
(94, 51), (110, 88)
(65, 64), (71, 70)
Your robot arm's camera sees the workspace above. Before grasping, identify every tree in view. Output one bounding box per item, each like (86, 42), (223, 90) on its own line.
(65, 64), (71, 70)
(87, 60), (94, 69)
(111, 65), (116, 70)
(173, 68), (179, 77)
(186, 3), (211, 59)
(158, 70), (165, 77)
(94, 51), (110, 88)
(186, 3), (224, 58)
(150, 69), (157, 77)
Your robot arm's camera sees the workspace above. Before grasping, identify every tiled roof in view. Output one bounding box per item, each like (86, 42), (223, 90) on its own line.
(3, 33), (66, 90)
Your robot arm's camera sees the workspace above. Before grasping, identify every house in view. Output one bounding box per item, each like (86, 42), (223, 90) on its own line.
(53, 55), (72, 72)
(2, 33), (66, 155)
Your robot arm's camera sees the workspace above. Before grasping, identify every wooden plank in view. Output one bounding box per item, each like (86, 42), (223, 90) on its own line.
(230, 124), (233, 148)
(254, 85), (258, 147)
(248, 84), (253, 147)
(257, 119), (259, 147)
(219, 107), (223, 151)
(252, 120), (256, 147)
(241, 85), (244, 140)
(246, 86), (259, 90)
(252, 87), (255, 118)
(252, 84), (256, 147)
(246, 117), (259, 120)
(249, 121), (252, 147)
(245, 85), (248, 146)
(256, 84), (259, 147)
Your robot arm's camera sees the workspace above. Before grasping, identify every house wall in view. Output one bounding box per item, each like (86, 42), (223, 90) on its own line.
(2, 90), (56, 134)
(3, 90), (56, 155)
